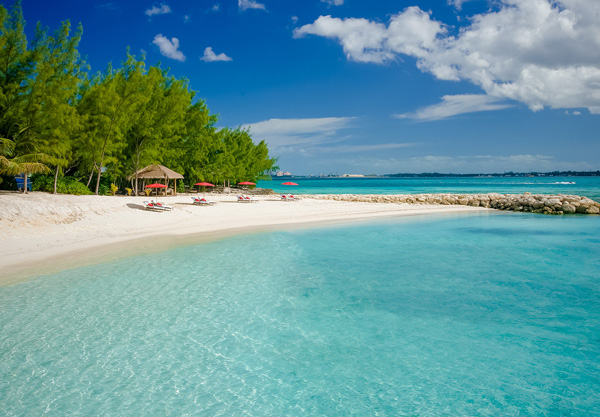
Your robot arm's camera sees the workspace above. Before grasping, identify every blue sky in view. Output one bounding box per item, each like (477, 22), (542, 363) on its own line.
(20, 0), (600, 175)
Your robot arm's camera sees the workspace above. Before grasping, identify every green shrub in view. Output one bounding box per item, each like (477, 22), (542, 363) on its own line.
(110, 183), (119, 196)
(32, 175), (93, 195)
(98, 183), (110, 196)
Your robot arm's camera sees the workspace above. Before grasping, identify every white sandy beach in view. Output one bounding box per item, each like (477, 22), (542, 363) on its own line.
(0, 192), (487, 282)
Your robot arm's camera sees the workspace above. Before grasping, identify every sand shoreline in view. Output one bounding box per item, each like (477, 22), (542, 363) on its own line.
(0, 192), (488, 283)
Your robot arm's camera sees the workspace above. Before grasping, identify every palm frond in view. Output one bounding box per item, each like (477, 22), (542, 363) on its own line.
(0, 138), (16, 156)
(17, 162), (51, 175)
(0, 155), (11, 169)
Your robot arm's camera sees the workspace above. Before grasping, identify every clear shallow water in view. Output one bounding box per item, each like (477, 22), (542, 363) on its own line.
(260, 176), (600, 201)
(2, 212), (600, 416)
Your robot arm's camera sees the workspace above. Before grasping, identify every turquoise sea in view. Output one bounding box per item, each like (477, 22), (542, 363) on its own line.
(2, 211), (600, 416)
(260, 176), (600, 201)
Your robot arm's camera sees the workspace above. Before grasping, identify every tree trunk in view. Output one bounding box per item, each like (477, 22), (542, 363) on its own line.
(86, 166), (95, 188)
(95, 166), (102, 195)
(134, 142), (143, 196)
(95, 149), (106, 195)
(95, 117), (114, 195)
(22, 173), (28, 194)
(53, 166), (59, 194)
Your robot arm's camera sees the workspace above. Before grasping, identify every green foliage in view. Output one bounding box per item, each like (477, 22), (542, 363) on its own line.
(0, 2), (278, 196)
(32, 174), (92, 195)
(98, 182), (110, 196)
(110, 183), (118, 195)
(125, 187), (132, 196)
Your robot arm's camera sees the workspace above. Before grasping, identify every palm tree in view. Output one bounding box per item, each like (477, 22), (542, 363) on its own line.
(0, 125), (52, 193)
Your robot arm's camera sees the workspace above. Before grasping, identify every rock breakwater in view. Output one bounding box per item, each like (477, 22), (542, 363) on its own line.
(306, 193), (600, 215)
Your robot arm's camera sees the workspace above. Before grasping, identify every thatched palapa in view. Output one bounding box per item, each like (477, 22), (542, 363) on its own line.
(129, 164), (184, 196)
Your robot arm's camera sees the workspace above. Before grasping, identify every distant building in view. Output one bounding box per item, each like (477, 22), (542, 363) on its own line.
(274, 171), (292, 177)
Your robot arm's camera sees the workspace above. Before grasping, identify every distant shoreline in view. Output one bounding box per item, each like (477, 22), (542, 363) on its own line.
(275, 172), (600, 179)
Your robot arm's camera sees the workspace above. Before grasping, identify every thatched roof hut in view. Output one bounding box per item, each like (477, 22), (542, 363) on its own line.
(129, 164), (184, 196)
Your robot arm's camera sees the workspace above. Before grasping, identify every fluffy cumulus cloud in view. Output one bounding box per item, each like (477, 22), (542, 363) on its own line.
(238, 0), (266, 11)
(200, 47), (232, 62)
(145, 3), (172, 16)
(294, 15), (394, 64)
(152, 34), (185, 62)
(294, 0), (600, 115)
(395, 94), (513, 120)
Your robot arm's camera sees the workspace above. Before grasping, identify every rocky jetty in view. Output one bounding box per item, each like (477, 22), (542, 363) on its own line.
(306, 193), (600, 215)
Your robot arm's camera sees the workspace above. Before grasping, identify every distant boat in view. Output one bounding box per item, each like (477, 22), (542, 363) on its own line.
(554, 181), (576, 184)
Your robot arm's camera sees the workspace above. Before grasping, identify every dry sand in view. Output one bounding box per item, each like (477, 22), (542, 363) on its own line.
(0, 192), (488, 283)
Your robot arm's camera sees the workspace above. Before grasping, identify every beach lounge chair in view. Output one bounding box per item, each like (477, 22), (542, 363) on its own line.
(191, 196), (216, 206)
(153, 200), (173, 210)
(144, 201), (165, 211)
(289, 194), (302, 201)
(237, 195), (258, 203)
(280, 194), (293, 201)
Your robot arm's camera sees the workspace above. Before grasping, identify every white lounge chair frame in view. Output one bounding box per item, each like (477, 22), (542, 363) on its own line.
(237, 195), (258, 203)
(192, 196), (216, 206)
(144, 201), (168, 211)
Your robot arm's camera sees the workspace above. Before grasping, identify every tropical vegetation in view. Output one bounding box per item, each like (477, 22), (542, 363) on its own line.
(0, 1), (277, 195)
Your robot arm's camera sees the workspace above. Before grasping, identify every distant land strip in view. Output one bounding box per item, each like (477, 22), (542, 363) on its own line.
(385, 171), (600, 177)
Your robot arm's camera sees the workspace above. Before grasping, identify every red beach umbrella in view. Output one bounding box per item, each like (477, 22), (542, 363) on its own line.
(194, 182), (215, 196)
(145, 183), (167, 197)
(238, 181), (255, 185)
(282, 182), (298, 186)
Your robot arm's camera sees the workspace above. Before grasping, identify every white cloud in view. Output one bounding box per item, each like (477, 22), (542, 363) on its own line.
(395, 94), (512, 120)
(311, 142), (415, 153)
(211, 4), (220, 12)
(294, 15), (394, 64)
(243, 117), (356, 147)
(152, 34), (185, 62)
(291, 16), (298, 24)
(184, 15), (190, 23)
(145, 3), (172, 16)
(447, 0), (473, 10)
(395, 154), (595, 173)
(565, 110), (582, 116)
(322, 0), (344, 6)
(95, 3), (118, 11)
(238, 0), (266, 11)
(200, 47), (232, 62)
(294, 1), (600, 115)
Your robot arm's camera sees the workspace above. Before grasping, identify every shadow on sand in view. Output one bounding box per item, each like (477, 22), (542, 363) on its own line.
(126, 203), (147, 211)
